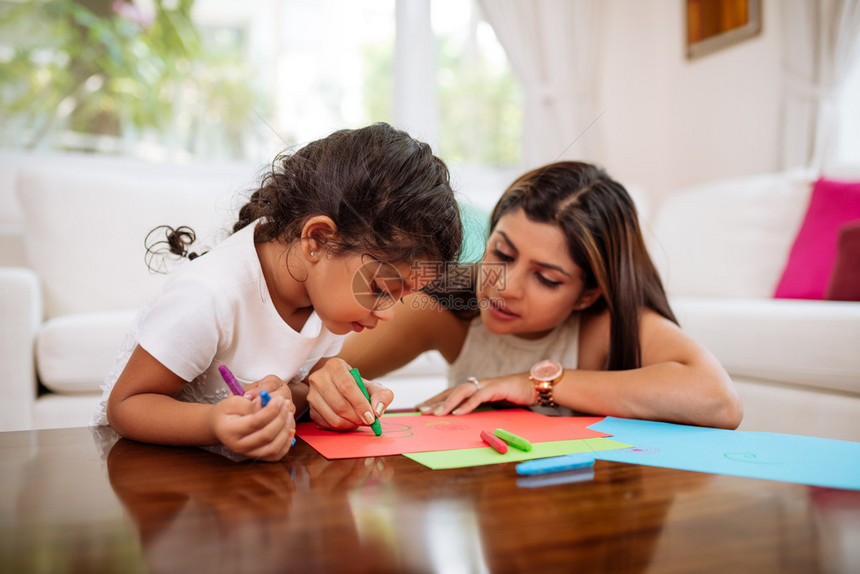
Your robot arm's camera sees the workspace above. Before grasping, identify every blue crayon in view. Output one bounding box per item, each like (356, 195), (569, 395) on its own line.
(516, 453), (596, 476)
(257, 390), (296, 447)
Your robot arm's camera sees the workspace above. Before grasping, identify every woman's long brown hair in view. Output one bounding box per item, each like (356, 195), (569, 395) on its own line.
(490, 161), (676, 370)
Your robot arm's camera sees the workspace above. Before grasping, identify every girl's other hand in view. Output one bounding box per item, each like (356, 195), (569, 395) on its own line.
(209, 394), (296, 461)
(306, 358), (394, 430)
(417, 375), (536, 416)
(243, 375), (295, 415)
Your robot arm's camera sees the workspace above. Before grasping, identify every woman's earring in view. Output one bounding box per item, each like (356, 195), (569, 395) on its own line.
(310, 251), (316, 257)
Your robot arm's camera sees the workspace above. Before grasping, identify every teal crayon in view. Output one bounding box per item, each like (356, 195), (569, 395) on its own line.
(494, 428), (532, 451)
(516, 453), (596, 476)
(349, 368), (382, 436)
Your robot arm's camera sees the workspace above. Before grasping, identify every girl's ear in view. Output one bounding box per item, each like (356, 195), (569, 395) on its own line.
(300, 216), (338, 260)
(575, 287), (602, 310)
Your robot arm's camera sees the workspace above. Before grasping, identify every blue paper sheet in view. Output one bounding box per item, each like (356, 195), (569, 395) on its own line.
(590, 417), (860, 490)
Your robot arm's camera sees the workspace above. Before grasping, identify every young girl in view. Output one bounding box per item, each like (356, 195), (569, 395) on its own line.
(91, 123), (463, 460)
(332, 161), (743, 430)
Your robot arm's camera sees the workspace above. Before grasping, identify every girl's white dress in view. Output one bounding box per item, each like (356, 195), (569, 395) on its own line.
(91, 221), (344, 427)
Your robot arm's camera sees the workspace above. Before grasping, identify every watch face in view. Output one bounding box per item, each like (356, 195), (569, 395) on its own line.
(530, 359), (563, 382)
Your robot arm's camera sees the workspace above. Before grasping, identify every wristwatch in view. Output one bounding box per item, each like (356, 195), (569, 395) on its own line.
(529, 359), (563, 407)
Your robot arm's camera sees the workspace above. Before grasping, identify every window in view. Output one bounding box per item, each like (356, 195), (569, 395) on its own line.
(0, 0), (522, 192)
(432, 0), (521, 167)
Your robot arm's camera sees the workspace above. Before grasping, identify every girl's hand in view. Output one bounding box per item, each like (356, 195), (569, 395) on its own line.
(209, 394), (295, 461)
(416, 374), (536, 416)
(306, 358), (394, 431)
(242, 374), (295, 413)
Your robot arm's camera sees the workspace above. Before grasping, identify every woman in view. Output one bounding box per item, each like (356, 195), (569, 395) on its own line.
(311, 161), (742, 430)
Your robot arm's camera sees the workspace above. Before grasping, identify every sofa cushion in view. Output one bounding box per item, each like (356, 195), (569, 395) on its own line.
(36, 310), (138, 394)
(774, 177), (860, 300)
(733, 379), (860, 441)
(16, 165), (254, 318)
(33, 393), (104, 430)
(671, 297), (860, 394)
(826, 221), (860, 301)
(651, 171), (813, 298)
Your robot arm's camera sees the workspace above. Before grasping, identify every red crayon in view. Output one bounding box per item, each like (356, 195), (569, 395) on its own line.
(480, 430), (508, 454)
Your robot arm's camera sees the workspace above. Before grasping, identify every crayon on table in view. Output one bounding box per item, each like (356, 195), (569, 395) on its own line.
(349, 368), (382, 436)
(218, 365), (245, 396)
(493, 428), (532, 452)
(480, 430), (508, 453)
(515, 453), (596, 476)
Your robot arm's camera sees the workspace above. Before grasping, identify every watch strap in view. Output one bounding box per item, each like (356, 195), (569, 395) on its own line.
(535, 384), (556, 407)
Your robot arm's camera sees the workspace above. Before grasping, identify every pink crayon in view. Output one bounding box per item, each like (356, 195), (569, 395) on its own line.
(480, 430), (508, 454)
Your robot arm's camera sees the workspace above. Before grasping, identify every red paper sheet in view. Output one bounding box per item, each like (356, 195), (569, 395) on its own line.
(295, 409), (608, 459)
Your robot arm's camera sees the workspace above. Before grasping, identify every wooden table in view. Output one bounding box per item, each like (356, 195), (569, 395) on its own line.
(1, 426), (858, 573)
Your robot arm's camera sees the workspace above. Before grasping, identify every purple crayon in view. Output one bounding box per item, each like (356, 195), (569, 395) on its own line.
(218, 364), (245, 396)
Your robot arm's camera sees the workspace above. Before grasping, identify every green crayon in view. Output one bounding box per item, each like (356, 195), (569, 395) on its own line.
(493, 428), (532, 451)
(350, 368), (382, 436)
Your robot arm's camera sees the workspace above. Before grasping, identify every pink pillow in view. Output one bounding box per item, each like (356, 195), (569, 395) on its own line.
(774, 177), (860, 300)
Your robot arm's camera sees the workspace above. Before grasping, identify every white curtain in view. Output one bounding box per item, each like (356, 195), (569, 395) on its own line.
(476, 0), (602, 170)
(781, 0), (860, 169)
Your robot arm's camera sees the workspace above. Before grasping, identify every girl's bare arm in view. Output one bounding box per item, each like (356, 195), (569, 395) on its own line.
(107, 345), (294, 460)
(339, 292), (467, 378)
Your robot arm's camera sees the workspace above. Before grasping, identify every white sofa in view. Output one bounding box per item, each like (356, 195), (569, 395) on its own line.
(2, 151), (859, 441)
(647, 168), (860, 441)
(0, 150), (262, 431)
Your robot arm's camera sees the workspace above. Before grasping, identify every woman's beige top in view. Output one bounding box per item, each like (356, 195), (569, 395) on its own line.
(447, 313), (582, 416)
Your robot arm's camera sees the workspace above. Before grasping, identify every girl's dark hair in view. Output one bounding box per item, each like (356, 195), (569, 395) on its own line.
(235, 122), (461, 264)
(144, 225), (206, 274)
(436, 161), (676, 372)
(147, 123), (462, 271)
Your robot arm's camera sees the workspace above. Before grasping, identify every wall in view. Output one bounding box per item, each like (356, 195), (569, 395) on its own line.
(599, 0), (784, 207)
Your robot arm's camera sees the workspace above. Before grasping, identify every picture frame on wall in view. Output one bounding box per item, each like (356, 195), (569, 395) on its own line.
(685, 0), (762, 60)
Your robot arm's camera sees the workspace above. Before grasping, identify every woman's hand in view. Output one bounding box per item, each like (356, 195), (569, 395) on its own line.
(416, 374), (536, 416)
(306, 357), (394, 430)
(209, 394), (295, 462)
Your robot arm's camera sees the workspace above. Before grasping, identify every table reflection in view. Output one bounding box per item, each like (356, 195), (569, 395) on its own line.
(107, 439), (399, 573)
(349, 483), (489, 573)
(105, 437), (710, 573)
(478, 462), (696, 573)
(3, 426), (853, 573)
(106, 435), (493, 573)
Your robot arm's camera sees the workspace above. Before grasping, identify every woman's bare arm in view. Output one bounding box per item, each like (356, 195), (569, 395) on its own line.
(340, 292), (467, 378)
(423, 309), (743, 430)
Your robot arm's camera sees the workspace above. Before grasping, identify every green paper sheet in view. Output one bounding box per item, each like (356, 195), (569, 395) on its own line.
(404, 437), (633, 470)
